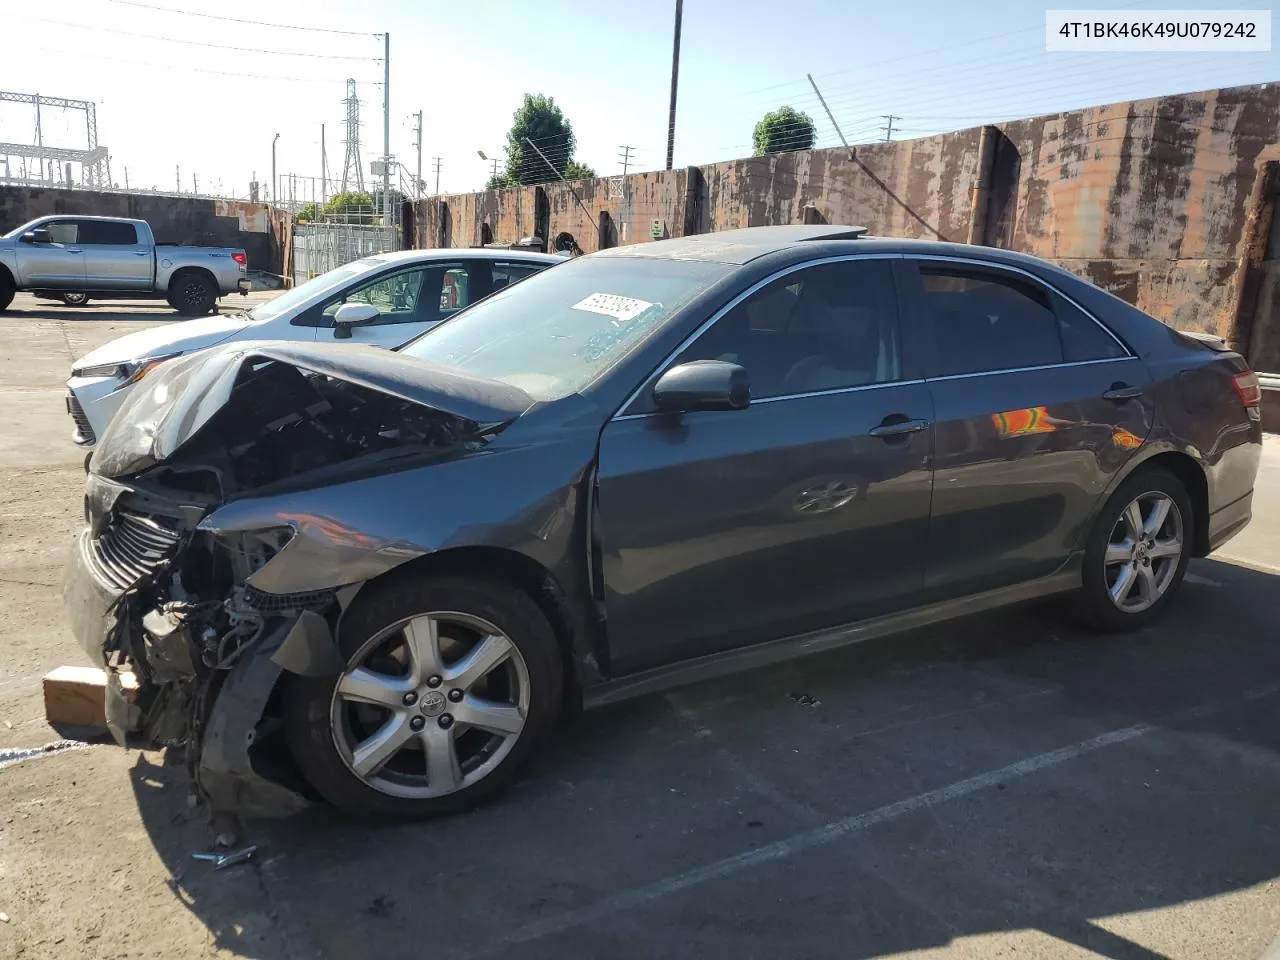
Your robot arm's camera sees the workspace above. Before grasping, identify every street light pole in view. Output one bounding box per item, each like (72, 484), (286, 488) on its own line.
(271, 132), (279, 206)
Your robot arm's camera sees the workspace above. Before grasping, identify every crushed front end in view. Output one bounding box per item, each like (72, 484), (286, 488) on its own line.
(64, 480), (323, 815)
(62, 341), (531, 817)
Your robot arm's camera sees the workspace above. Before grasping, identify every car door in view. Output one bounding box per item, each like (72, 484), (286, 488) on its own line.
(903, 257), (1154, 601)
(298, 260), (496, 347)
(19, 219), (85, 287)
(595, 256), (935, 674)
(78, 220), (151, 290)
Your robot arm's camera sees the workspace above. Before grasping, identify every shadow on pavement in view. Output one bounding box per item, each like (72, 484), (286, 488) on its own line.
(128, 556), (1280, 959)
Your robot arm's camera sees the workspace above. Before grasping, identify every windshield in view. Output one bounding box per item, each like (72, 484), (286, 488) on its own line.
(244, 259), (379, 321)
(397, 256), (730, 401)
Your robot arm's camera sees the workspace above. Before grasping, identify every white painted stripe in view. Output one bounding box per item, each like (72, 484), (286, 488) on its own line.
(454, 683), (1280, 960)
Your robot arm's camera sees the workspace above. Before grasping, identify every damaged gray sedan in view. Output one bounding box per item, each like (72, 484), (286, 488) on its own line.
(63, 226), (1262, 818)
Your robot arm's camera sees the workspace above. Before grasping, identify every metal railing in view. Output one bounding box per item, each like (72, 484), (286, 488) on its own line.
(293, 216), (400, 285)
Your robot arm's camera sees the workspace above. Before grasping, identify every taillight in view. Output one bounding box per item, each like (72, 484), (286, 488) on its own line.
(232, 251), (248, 266)
(1231, 370), (1261, 409)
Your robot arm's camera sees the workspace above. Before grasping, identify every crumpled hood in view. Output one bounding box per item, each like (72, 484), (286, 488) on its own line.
(90, 339), (535, 479)
(72, 314), (261, 371)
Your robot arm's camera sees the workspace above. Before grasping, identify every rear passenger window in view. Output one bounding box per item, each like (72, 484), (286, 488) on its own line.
(1054, 294), (1128, 362)
(920, 268), (1063, 377)
(79, 221), (138, 245)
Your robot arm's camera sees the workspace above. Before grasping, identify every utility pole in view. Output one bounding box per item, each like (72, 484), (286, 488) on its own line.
(320, 123), (327, 205)
(413, 110), (423, 199)
(881, 114), (901, 142)
(665, 0), (683, 170)
(431, 157), (441, 196)
(193, 173), (198, 195)
(618, 145), (634, 175)
(271, 132), (279, 205)
(124, 166), (130, 191)
(489, 158), (500, 179)
(176, 165), (180, 193)
(382, 32), (391, 225)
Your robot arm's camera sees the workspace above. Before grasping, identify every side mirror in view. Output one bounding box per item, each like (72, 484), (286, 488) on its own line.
(332, 302), (380, 339)
(22, 228), (51, 245)
(652, 360), (750, 414)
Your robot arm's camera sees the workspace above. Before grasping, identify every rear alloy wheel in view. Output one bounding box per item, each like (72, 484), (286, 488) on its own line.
(60, 292), (90, 307)
(169, 274), (216, 316)
(1079, 467), (1193, 631)
(285, 574), (563, 817)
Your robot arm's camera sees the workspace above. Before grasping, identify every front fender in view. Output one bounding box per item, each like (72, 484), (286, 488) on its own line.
(197, 431), (599, 597)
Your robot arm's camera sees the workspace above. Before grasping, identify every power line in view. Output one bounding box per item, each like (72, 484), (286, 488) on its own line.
(20, 16), (381, 60)
(618, 145), (634, 175)
(105, 0), (379, 36)
(880, 115), (901, 141)
(22, 43), (372, 84)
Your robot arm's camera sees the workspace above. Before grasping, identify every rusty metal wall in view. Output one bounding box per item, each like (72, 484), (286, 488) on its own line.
(411, 82), (1280, 363)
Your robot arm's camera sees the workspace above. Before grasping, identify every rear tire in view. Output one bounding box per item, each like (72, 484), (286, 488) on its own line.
(0, 273), (14, 312)
(60, 292), (90, 307)
(167, 273), (216, 316)
(1078, 466), (1194, 632)
(284, 572), (564, 818)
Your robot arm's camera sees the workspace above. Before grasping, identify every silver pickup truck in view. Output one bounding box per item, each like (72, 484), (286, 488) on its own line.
(0, 215), (249, 316)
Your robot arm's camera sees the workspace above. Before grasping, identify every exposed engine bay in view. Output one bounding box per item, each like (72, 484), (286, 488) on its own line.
(135, 357), (482, 501)
(71, 349), (512, 816)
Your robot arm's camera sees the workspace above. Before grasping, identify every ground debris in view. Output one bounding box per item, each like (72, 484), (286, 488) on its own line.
(788, 693), (821, 707)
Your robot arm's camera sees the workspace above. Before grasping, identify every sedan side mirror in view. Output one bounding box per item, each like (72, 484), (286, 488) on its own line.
(22, 228), (51, 245)
(333, 302), (380, 339)
(652, 360), (750, 414)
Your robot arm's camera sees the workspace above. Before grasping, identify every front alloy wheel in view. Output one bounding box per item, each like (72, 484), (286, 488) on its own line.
(284, 573), (563, 817)
(331, 612), (529, 799)
(1103, 491), (1184, 613)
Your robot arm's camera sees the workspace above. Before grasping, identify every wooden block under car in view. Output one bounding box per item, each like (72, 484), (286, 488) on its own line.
(42, 665), (138, 728)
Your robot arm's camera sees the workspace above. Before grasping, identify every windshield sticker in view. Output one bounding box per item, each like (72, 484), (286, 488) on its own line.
(571, 293), (655, 325)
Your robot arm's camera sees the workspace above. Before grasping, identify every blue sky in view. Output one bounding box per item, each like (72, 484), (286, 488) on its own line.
(3, 0), (1277, 199)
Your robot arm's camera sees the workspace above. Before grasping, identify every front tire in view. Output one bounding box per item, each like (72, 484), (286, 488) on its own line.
(284, 573), (564, 818)
(167, 273), (216, 316)
(1078, 466), (1193, 632)
(60, 292), (90, 307)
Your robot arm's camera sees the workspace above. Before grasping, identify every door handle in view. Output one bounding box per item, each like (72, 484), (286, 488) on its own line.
(134, 251), (150, 256)
(65, 247), (82, 253)
(1102, 384), (1143, 401)
(869, 418), (930, 439)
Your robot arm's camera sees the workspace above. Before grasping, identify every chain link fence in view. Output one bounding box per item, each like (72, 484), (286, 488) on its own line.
(292, 213), (401, 285)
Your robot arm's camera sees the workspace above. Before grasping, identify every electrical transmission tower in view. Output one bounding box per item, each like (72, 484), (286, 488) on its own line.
(0, 90), (110, 188)
(340, 78), (364, 194)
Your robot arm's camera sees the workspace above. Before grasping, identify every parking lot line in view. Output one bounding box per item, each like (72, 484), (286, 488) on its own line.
(456, 682), (1280, 960)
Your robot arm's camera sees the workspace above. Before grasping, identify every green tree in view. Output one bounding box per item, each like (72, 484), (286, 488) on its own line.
(564, 161), (597, 180)
(753, 106), (816, 155)
(296, 202), (321, 223)
(504, 94), (583, 186)
(485, 172), (514, 191)
(323, 191), (376, 223)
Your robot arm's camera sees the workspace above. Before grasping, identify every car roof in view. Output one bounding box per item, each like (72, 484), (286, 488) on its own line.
(589, 226), (1090, 277)
(366, 248), (562, 266)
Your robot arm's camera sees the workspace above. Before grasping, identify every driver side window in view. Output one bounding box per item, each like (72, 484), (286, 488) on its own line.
(45, 221), (79, 244)
(320, 268), (427, 326)
(672, 259), (901, 400)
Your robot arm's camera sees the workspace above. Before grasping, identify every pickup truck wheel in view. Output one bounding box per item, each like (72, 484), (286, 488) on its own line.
(60, 292), (90, 307)
(0, 273), (14, 312)
(168, 273), (216, 316)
